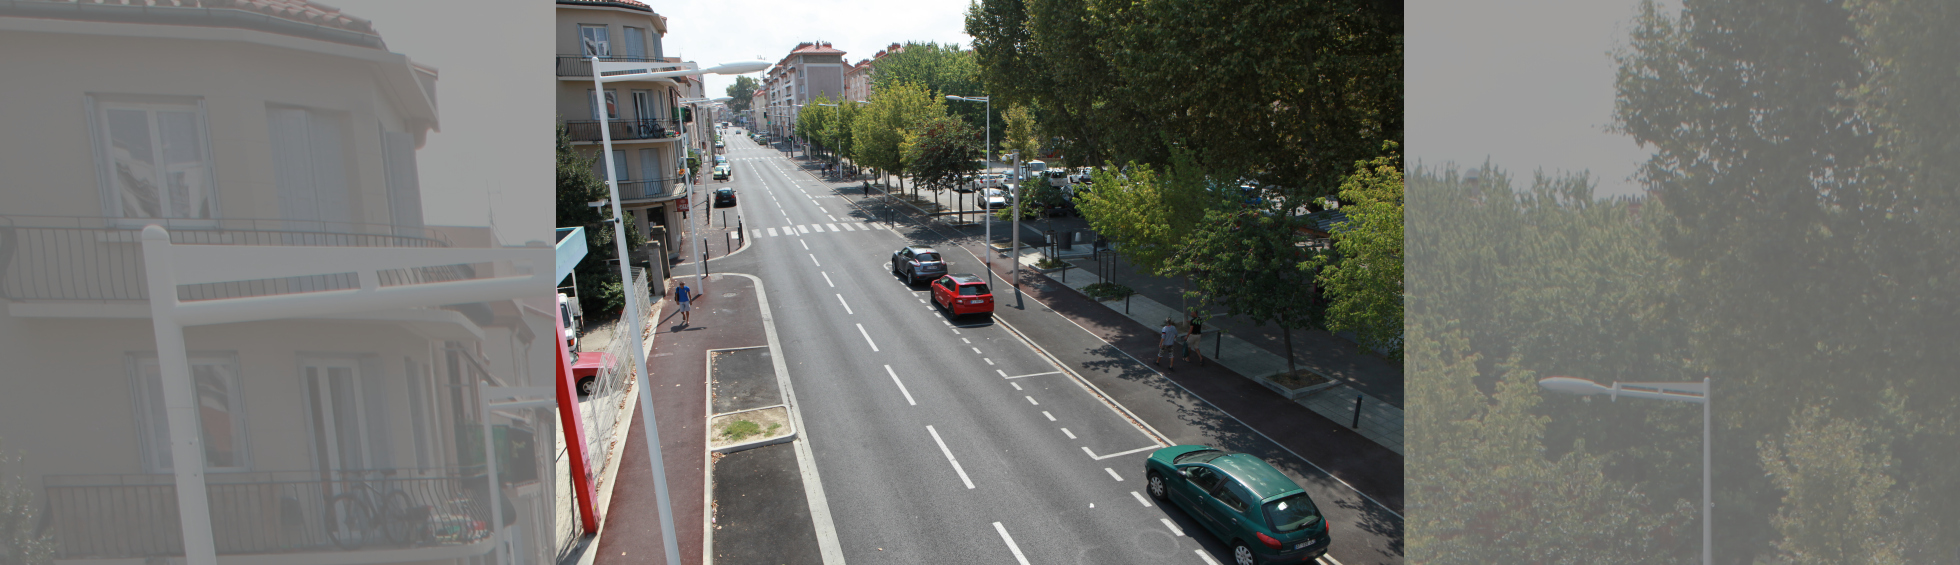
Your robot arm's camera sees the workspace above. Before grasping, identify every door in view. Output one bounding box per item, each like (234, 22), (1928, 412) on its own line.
(305, 359), (370, 478)
(1202, 479), (1255, 539)
(1175, 465), (1223, 525)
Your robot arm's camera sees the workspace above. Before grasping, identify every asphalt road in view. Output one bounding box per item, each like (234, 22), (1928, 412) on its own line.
(695, 130), (1396, 565)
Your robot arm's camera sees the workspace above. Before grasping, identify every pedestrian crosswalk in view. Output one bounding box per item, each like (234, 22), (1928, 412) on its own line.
(752, 221), (888, 239)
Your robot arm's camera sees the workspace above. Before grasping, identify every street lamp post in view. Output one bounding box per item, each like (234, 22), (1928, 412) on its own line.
(946, 95), (991, 267)
(1538, 376), (1711, 565)
(590, 57), (763, 565)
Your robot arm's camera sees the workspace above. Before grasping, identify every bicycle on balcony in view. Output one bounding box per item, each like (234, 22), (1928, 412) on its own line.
(324, 469), (420, 550)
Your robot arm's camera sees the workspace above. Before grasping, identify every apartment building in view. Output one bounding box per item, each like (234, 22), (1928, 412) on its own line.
(758, 42), (848, 143)
(555, 0), (692, 261)
(841, 43), (903, 103)
(0, 1), (561, 564)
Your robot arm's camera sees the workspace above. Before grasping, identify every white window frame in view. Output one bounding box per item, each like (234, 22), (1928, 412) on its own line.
(579, 24), (610, 58)
(86, 95), (220, 227)
(589, 89), (619, 120)
(129, 352), (249, 473)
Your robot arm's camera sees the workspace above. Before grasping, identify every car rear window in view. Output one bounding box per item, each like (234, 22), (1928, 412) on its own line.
(1173, 449), (1227, 464)
(1262, 493), (1323, 533)
(959, 284), (990, 296)
(916, 253), (940, 262)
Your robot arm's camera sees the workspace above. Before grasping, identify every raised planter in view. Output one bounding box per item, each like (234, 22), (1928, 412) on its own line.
(1250, 370), (1339, 400)
(708, 405), (795, 454)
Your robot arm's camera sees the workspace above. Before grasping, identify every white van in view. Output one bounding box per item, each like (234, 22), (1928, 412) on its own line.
(557, 293), (581, 351)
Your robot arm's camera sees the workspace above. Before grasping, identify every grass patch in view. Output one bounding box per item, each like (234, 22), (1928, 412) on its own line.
(1082, 282), (1134, 302)
(1035, 257), (1069, 270)
(719, 420), (781, 442)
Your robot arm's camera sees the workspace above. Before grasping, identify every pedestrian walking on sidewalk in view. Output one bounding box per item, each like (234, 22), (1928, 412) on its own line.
(675, 281), (694, 326)
(1185, 317), (1206, 366)
(1155, 319), (1177, 369)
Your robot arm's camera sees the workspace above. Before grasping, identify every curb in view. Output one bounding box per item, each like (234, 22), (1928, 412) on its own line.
(707, 404), (798, 454)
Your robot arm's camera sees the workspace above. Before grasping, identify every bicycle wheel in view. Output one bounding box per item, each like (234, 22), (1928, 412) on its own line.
(326, 494), (374, 550)
(381, 490), (415, 545)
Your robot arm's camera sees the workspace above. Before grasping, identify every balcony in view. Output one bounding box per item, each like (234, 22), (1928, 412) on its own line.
(563, 119), (682, 144)
(555, 55), (673, 79)
(0, 215), (462, 303)
(43, 469), (496, 560)
(614, 176), (686, 202)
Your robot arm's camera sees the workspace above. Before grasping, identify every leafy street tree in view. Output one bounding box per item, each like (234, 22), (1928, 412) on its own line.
(796, 94), (836, 160)
(966, 0), (1401, 199)
(557, 121), (639, 316)
(904, 114), (980, 209)
(1312, 143), (1403, 359)
(871, 41), (992, 143)
(1174, 206), (1319, 377)
(725, 75), (758, 114)
(1073, 152), (1209, 277)
(1001, 103), (1040, 170)
(824, 99), (859, 173)
(851, 81), (944, 197)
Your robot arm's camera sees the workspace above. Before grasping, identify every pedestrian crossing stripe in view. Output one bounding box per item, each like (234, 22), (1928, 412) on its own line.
(767, 227), (778, 237)
(751, 222), (883, 236)
(825, 223), (840, 232)
(796, 225), (809, 234)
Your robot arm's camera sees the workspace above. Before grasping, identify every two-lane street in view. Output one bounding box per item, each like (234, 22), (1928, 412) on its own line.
(685, 130), (1401, 565)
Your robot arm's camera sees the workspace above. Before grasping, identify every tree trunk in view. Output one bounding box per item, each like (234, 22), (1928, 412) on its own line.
(1280, 314), (1298, 377)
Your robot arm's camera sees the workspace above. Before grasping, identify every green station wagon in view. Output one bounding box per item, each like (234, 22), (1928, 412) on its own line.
(1144, 446), (1331, 564)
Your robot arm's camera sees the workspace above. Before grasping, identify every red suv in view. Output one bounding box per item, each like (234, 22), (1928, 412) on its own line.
(931, 274), (994, 317)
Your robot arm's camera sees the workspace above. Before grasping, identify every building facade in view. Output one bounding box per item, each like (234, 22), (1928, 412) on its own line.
(0, 1), (560, 563)
(841, 43), (902, 104)
(555, 0), (691, 263)
(757, 42), (848, 144)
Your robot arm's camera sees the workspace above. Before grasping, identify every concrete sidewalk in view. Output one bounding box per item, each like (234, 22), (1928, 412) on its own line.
(1019, 251), (1404, 455)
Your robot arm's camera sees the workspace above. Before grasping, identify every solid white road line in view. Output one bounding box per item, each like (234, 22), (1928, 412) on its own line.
(857, 323), (878, 352)
(1043, 411), (1056, 421)
(884, 365), (916, 406)
(1060, 427), (1074, 439)
(927, 426), (976, 489)
(1002, 371), (1061, 379)
(836, 294), (854, 315)
(992, 522), (1032, 565)
(1160, 518), (1183, 536)
(1131, 491), (1153, 508)
(801, 239), (810, 250)
(1196, 549), (1221, 565)
(1106, 468), (1125, 481)
(822, 271), (834, 287)
(1083, 445), (1159, 461)
(1025, 396), (1039, 405)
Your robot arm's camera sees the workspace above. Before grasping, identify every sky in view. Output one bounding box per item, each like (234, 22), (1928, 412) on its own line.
(1407, 0), (1669, 198)
(324, 0), (555, 245)
(650, 0), (979, 102)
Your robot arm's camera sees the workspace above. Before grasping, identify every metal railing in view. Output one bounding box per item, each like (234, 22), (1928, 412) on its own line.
(551, 266), (649, 558)
(563, 119), (681, 143)
(0, 215), (456, 302)
(615, 177), (686, 201)
(42, 469), (492, 559)
(555, 55), (670, 78)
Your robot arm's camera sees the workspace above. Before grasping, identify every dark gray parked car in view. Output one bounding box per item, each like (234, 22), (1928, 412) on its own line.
(891, 246), (947, 285)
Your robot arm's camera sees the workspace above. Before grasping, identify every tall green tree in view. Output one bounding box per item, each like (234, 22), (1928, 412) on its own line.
(796, 95), (836, 159)
(905, 114), (980, 198)
(1313, 143), (1403, 359)
(725, 75), (759, 114)
(851, 82), (943, 196)
(871, 41), (991, 142)
(1174, 208), (1318, 376)
(1001, 103), (1040, 168)
(557, 121), (638, 315)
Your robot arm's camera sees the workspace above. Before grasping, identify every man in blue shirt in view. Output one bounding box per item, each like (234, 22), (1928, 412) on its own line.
(675, 281), (693, 325)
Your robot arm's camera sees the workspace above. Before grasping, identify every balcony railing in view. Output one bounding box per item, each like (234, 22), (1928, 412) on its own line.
(555, 54), (670, 78)
(43, 469), (493, 560)
(563, 119), (682, 143)
(613, 176), (686, 201)
(0, 215), (460, 302)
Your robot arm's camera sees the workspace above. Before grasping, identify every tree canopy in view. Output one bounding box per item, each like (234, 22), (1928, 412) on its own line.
(725, 75), (758, 114)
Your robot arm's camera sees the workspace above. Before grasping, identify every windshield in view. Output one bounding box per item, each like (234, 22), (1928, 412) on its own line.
(959, 284), (990, 296)
(1262, 493), (1323, 533)
(915, 253), (941, 262)
(1173, 449), (1227, 464)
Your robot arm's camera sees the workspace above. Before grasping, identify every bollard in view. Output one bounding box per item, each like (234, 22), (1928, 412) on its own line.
(1126, 293), (1132, 315)
(1215, 330), (1222, 360)
(1351, 395), (1364, 429)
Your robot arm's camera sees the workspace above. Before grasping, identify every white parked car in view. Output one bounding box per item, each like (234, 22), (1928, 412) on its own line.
(984, 187), (1012, 210)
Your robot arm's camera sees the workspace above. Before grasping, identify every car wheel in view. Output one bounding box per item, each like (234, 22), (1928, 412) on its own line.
(1146, 471), (1169, 500)
(1231, 542), (1256, 565)
(578, 377), (596, 396)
